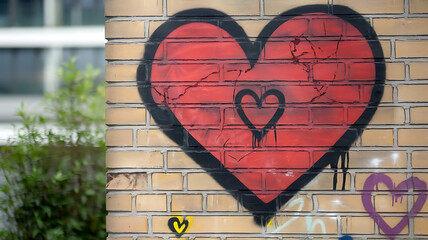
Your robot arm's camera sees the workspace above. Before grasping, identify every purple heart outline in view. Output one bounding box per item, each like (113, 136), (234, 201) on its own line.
(361, 173), (427, 239)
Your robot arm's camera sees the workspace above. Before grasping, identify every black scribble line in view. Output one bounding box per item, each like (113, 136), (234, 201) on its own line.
(152, 70), (220, 103)
(222, 138), (231, 148)
(326, 96), (340, 103)
(152, 87), (163, 97)
(289, 39), (309, 65)
(305, 36), (323, 52)
(226, 150), (256, 162)
(289, 37), (311, 79)
(303, 36), (321, 61)
(301, 33), (345, 103)
(332, 66), (338, 81)
(309, 90), (327, 102)
(228, 69), (243, 100)
(334, 34), (343, 58)
(229, 66), (252, 99)
(321, 34), (343, 60)
(323, 22), (327, 36)
(300, 33), (344, 61)
(152, 87), (169, 105)
(169, 70), (220, 101)
(200, 70), (220, 80)
(331, 151), (350, 191)
(216, 125), (225, 142)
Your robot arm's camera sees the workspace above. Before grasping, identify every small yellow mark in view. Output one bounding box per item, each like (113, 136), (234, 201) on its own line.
(173, 221), (187, 233)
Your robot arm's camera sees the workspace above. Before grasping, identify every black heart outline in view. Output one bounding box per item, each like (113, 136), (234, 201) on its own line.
(137, 5), (385, 225)
(235, 89), (285, 147)
(167, 217), (189, 237)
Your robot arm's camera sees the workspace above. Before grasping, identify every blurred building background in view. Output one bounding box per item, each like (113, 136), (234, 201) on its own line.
(0, 0), (106, 144)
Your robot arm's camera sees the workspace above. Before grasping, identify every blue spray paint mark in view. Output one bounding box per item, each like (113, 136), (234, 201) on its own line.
(339, 236), (353, 240)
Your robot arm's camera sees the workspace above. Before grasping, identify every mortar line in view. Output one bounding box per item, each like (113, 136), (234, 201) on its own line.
(404, 0), (410, 16)
(162, 0), (167, 17)
(144, 19), (150, 40)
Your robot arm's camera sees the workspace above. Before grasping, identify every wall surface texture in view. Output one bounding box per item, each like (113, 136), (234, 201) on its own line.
(105, 0), (428, 239)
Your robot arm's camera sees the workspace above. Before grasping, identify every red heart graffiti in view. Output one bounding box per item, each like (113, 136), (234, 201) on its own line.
(362, 173), (427, 238)
(140, 6), (384, 214)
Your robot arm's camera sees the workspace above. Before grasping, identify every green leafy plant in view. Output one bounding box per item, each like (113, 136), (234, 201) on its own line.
(0, 59), (106, 240)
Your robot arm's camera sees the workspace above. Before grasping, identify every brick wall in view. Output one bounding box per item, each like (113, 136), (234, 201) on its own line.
(105, 0), (428, 239)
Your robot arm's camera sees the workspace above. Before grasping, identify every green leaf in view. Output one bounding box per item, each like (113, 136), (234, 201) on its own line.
(0, 58), (107, 240)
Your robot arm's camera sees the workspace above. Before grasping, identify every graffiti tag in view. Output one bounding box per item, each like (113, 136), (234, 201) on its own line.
(361, 173), (427, 239)
(168, 216), (193, 237)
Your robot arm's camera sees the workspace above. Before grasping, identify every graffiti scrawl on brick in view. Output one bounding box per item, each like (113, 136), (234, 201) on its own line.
(168, 216), (193, 237)
(361, 173), (427, 239)
(137, 5), (385, 224)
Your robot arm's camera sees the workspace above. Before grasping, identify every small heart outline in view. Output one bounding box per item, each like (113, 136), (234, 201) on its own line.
(168, 216), (190, 237)
(235, 89), (285, 147)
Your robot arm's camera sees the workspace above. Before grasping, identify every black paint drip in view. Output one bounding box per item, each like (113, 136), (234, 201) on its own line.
(331, 151), (350, 190)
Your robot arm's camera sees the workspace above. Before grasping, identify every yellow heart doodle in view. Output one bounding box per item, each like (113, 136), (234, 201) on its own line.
(168, 216), (193, 237)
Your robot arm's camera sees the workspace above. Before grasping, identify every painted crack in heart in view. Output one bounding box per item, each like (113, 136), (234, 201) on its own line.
(137, 5), (385, 224)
